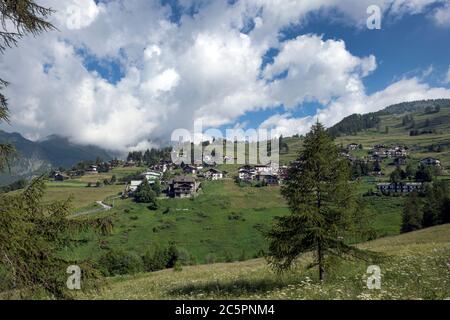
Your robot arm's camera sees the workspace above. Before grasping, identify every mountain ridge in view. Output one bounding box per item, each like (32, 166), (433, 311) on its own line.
(0, 130), (114, 185)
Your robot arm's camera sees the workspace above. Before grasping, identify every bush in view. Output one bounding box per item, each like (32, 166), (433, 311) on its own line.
(224, 250), (234, 262)
(176, 247), (192, 266)
(166, 244), (180, 268)
(98, 249), (144, 276)
(134, 179), (158, 210)
(142, 247), (169, 272)
(173, 261), (183, 272)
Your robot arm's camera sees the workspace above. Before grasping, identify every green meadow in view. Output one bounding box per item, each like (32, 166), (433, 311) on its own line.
(63, 178), (404, 264)
(78, 224), (450, 300)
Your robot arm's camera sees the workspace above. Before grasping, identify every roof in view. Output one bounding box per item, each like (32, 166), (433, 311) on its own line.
(172, 176), (196, 183)
(130, 180), (143, 187)
(141, 171), (161, 177)
(207, 168), (222, 173)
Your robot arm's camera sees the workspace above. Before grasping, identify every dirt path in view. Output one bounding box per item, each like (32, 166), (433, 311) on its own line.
(69, 200), (113, 218)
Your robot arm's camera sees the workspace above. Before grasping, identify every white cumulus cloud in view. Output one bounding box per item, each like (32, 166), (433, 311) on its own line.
(0, 0), (448, 152)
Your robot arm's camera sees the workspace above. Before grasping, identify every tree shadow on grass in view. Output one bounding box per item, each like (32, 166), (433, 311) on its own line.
(168, 276), (304, 297)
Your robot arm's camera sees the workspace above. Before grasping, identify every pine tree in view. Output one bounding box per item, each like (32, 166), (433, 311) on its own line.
(401, 191), (423, 233)
(0, 176), (102, 298)
(267, 121), (375, 281)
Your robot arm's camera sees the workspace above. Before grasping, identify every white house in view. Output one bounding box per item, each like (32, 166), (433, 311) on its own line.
(140, 170), (162, 181)
(86, 165), (98, 174)
(238, 165), (257, 181)
(127, 180), (143, 193)
(205, 168), (223, 180)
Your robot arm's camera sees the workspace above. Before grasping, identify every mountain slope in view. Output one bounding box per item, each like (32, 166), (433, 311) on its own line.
(79, 224), (450, 300)
(328, 98), (450, 137)
(281, 99), (450, 166)
(0, 131), (113, 185)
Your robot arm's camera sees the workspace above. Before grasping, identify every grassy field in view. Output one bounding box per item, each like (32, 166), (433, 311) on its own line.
(78, 224), (450, 300)
(43, 181), (123, 210)
(41, 166), (148, 210)
(62, 179), (290, 262)
(62, 178), (404, 264)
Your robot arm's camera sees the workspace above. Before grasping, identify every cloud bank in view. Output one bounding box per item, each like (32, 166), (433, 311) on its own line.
(0, 0), (449, 151)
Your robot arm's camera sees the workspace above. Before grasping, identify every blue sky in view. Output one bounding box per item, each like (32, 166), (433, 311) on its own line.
(234, 4), (450, 129)
(1, 0), (450, 150)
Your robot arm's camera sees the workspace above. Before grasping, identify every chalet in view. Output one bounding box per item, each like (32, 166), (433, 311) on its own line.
(377, 182), (422, 194)
(255, 161), (279, 175)
(256, 172), (279, 185)
(204, 168), (223, 180)
(238, 165), (257, 181)
(420, 157), (441, 167)
(168, 176), (199, 198)
(85, 165), (98, 174)
(347, 143), (359, 150)
(386, 146), (407, 158)
(54, 172), (69, 181)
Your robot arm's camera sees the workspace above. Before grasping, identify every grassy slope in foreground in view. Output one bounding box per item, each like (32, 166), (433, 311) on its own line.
(81, 224), (450, 300)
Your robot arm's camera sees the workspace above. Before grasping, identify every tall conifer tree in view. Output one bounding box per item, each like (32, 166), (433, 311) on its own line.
(267, 121), (374, 281)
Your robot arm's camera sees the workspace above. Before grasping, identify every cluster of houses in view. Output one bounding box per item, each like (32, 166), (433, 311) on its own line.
(237, 162), (287, 186)
(368, 145), (408, 168)
(376, 156), (443, 194)
(122, 160), (226, 198)
(342, 143), (446, 195)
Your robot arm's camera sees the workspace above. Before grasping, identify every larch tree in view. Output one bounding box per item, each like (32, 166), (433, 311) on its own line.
(267, 121), (375, 281)
(0, 1), (100, 298)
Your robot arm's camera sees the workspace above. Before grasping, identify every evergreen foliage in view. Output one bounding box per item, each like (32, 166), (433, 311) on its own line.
(267, 122), (376, 281)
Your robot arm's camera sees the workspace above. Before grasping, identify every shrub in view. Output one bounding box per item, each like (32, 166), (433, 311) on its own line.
(176, 247), (192, 266)
(173, 261), (183, 272)
(98, 249), (144, 276)
(166, 244), (180, 268)
(142, 247), (169, 272)
(224, 250), (234, 262)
